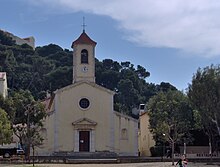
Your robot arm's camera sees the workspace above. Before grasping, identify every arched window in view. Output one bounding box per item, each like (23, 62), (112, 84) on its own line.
(81, 49), (88, 64)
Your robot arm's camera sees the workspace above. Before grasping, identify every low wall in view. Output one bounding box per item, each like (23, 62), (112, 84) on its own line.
(179, 146), (210, 154)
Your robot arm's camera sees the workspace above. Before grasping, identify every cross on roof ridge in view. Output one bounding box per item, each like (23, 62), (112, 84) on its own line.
(82, 16), (87, 33)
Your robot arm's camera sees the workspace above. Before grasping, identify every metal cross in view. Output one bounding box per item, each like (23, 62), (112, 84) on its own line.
(82, 16), (87, 32)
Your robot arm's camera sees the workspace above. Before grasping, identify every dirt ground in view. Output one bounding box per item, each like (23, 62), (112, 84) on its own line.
(1, 162), (220, 167)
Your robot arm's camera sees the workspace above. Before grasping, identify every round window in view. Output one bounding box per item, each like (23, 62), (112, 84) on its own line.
(79, 98), (90, 109)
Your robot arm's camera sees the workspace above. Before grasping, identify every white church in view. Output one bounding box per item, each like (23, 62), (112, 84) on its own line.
(37, 30), (139, 156)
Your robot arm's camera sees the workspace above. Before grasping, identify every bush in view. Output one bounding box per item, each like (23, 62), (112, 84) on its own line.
(150, 146), (163, 157)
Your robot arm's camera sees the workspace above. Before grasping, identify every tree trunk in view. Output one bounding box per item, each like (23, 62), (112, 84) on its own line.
(27, 142), (30, 163)
(212, 115), (220, 136)
(209, 140), (213, 164)
(171, 141), (175, 166)
(32, 146), (35, 167)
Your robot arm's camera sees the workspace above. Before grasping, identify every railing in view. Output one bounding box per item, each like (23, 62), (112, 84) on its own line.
(174, 153), (220, 158)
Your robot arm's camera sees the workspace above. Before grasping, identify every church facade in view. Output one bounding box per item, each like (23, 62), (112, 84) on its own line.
(37, 31), (138, 156)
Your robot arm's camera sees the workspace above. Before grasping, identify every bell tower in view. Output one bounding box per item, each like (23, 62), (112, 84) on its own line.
(71, 29), (97, 83)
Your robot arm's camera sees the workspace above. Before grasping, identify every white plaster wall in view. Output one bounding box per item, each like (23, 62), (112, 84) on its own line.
(139, 112), (155, 156)
(114, 112), (138, 156)
(54, 83), (113, 152)
(35, 99), (55, 155)
(0, 72), (8, 98)
(73, 44), (95, 83)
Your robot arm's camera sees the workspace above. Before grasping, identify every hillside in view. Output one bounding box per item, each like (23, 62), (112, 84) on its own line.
(0, 30), (176, 116)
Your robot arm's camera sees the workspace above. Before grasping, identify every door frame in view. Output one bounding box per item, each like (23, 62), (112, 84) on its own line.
(79, 131), (90, 152)
(74, 129), (95, 152)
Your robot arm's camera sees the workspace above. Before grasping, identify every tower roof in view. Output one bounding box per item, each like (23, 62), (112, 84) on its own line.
(71, 32), (97, 48)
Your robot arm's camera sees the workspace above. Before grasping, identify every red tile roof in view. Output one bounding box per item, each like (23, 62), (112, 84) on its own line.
(41, 93), (55, 113)
(71, 32), (97, 48)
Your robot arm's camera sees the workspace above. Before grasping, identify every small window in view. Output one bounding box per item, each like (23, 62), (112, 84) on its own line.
(39, 128), (47, 148)
(79, 98), (90, 109)
(81, 49), (88, 64)
(139, 104), (145, 110)
(121, 128), (128, 140)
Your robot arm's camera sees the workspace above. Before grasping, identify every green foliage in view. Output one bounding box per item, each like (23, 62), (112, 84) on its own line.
(148, 90), (193, 144)
(188, 64), (220, 151)
(0, 108), (13, 144)
(148, 90), (193, 164)
(188, 65), (220, 131)
(0, 94), (15, 122)
(150, 146), (163, 157)
(9, 90), (35, 124)
(0, 39), (72, 99)
(0, 89), (46, 151)
(10, 91), (46, 154)
(136, 65), (150, 79)
(0, 30), (15, 46)
(95, 59), (177, 115)
(35, 44), (63, 57)
(45, 66), (72, 92)
(156, 82), (177, 92)
(0, 32), (177, 117)
(24, 101), (46, 148)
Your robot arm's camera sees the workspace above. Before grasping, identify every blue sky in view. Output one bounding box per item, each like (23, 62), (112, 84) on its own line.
(0, 0), (219, 91)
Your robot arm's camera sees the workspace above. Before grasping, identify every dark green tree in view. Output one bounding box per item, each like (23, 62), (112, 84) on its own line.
(0, 30), (15, 46)
(35, 44), (63, 57)
(0, 30), (178, 118)
(1, 89), (46, 161)
(148, 90), (193, 165)
(0, 94), (15, 122)
(0, 108), (13, 144)
(188, 64), (220, 153)
(136, 65), (150, 79)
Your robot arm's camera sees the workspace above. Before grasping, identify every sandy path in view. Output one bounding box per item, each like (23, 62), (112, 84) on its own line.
(1, 162), (219, 167)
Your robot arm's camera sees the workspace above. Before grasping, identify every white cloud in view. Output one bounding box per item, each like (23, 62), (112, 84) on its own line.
(26, 0), (220, 57)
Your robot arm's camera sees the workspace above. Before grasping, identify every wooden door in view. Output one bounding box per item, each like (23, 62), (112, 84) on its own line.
(79, 131), (90, 152)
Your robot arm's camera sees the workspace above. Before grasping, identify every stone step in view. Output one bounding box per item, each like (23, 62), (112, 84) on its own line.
(52, 151), (118, 158)
(66, 158), (118, 164)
